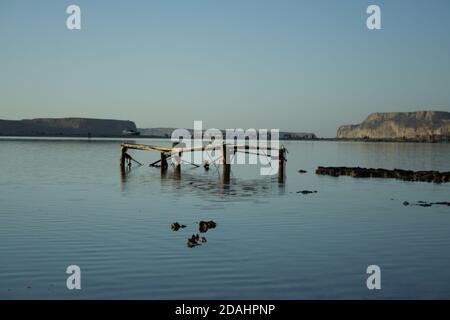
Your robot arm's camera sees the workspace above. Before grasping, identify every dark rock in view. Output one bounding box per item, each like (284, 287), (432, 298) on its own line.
(199, 220), (217, 233)
(199, 222), (208, 232)
(316, 166), (450, 184)
(207, 221), (217, 228)
(403, 201), (410, 206)
(417, 203), (433, 207)
(298, 170), (308, 173)
(187, 234), (207, 247)
(171, 222), (186, 231)
(187, 239), (198, 248)
(297, 190), (318, 195)
(413, 201), (450, 207)
(187, 234), (199, 248)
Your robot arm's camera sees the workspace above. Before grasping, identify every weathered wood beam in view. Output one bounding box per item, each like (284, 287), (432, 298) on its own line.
(222, 143), (231, 182)
(121, 143), (172, 153)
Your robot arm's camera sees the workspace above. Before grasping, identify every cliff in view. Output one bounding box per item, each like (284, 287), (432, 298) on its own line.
(337, 111), (450, 141)
(0, 118), (137, 136)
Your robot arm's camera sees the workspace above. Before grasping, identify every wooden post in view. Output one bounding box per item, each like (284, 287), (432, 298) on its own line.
(160, 152), (168, 173)
(172, 142), (181, 177)
(222, 143), (231, 183)
(120, 146), (128, 171)
(278, 147), (286, 183)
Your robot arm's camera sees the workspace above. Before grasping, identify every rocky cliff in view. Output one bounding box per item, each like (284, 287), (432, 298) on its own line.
(0, 118), (137, 136)
(337, 111), (450, 141)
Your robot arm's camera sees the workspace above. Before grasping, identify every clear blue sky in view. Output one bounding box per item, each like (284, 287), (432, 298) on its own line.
(1, 0), (450, 137)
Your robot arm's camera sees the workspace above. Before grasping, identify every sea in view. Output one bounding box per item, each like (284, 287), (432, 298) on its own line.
(0, 137), (449, 299)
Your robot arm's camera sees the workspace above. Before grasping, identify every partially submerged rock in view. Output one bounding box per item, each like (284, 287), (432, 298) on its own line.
(297, 190), (318, 195)
(298, 170), (308, 174)
(187, 238), (198, 248)
(435, 202), (450, 206)
(199, 220), (217, 233)
(414, 201), (450, 207)
(187, 234), (207, 248)
(316, 166), (450, 183)
(171, 222), (186, 231)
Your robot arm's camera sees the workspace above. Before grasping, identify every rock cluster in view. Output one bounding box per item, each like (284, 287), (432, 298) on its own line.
(170, 220), (217, 248)
(316, 166), (450, 183)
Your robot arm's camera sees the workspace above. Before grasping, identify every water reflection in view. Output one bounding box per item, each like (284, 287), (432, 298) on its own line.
(121, 163), (286, 202)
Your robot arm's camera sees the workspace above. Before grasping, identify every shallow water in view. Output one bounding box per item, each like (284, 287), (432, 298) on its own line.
(0, 138), (449, 299)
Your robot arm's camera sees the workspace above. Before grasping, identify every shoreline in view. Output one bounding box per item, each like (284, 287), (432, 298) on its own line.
(0, 134), (449, 143)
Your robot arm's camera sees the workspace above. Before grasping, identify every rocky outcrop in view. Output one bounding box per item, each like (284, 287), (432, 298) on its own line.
(0, 118), (137, 136)
(316, 166), (450, 183)
(337, 111), (450, 141)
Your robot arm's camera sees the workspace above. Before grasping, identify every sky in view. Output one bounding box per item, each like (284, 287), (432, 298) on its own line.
(1, 0), (450, 137)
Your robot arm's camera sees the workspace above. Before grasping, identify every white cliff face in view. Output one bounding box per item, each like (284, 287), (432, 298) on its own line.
(337, 111), (450, 140)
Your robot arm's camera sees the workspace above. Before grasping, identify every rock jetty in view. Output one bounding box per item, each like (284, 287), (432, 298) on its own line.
(316, 166), (450, 183)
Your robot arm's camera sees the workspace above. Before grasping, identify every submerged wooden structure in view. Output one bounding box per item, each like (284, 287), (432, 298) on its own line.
(119, 142), (287, 181)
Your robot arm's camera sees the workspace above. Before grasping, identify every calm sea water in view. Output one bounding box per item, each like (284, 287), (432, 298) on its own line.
(0, 138), (449, 299)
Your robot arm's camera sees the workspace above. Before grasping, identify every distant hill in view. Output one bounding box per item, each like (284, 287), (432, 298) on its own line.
(0, 118), (137, 136)
(138, 127), (317, 140)
(337, 111), (450, 142)
(0, 117), (316, 139)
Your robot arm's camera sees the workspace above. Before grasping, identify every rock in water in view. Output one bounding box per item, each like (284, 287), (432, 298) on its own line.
(315, 166), (450, 183)
(171, 222), (186, 231)
(199, 220), (217, 233)
(297, 190), (318, 195)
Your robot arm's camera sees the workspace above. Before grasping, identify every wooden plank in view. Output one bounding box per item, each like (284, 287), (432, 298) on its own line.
(121, 143), (282, 155)
(121, 143), (172, 153)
